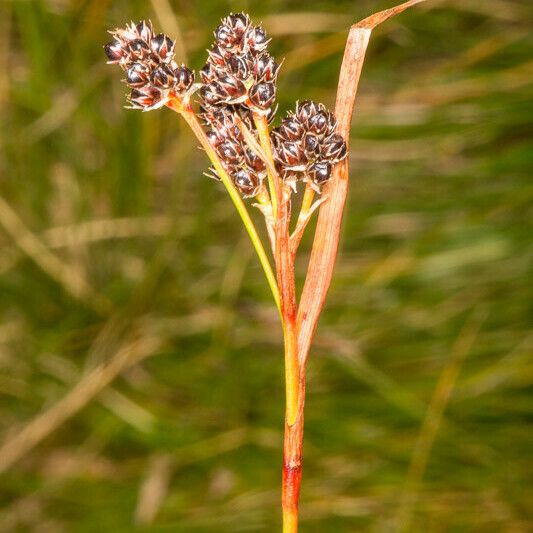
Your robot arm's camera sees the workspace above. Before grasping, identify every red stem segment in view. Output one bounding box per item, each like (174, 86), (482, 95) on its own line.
(277, 190), (301, 532)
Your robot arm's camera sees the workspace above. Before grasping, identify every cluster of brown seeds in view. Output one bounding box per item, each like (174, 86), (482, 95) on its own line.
(203, 107), (266, 197)
(104, 14), (347, 198)
(104, 21), (194, 110)
(199, 13), (279, 113)
(271, 101), (347, 189)
(197, 13), (280, 197)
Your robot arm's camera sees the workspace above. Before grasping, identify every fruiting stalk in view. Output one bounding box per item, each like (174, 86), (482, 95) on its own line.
(167, 96), (281, 314)
(253, 112), (280, 215)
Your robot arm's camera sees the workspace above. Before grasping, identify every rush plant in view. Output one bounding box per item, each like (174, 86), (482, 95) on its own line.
(104, 2), (427, 530)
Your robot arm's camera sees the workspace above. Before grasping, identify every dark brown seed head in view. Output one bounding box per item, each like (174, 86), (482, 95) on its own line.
(104, 38), (125, 63)
(249, 82), (276, 110)
(151, 33), (175, 62)
(244, 149), (266, 173)
(135, 21), (153, 42)
(218, 74), (247, 101)
(215, 23), (240, 51)
(234, 168), (259, 197)
(227, 55), (250, 80)
(308, 110), (331, 135)
(279, 116), (303, 141)
(322, 134), (347, 163)
(129, 86), (163, 110)
(254, 53), (279, 82)
(174, 65), (194, 93)
(276, 141), (304, 168)
(206, 130), (222, 147)
(225, 13), (251, 37)
(199, 62), (216, 83)
(308, 160), (332, 185)
(296, 100), (319, 123)
(151, 64), (175, 89)
(207, 45), (228, 66)
(128, 38), (151, 60)
(126, 62), (151, 87)
(303, 132), (321, 157)
(200, 83), (226, 106)
(217, 141), (243, 164)
(246, 26), (269, 53)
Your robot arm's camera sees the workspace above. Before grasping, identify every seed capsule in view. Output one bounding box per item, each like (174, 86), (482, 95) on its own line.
(249, 82), (276, 110)
(322, 134), (347, 162)
(126, 63), (151, 87)
(246, 26), (269, 53)
(199, 62), (216, 83)
(244, 149), (266, 173)
(276, 142), (303, 168)
(303, 132), (321, 157)
(218, 74), (247, 101)
(217, 141), (242, 164)
(254, 53), (279, 82)
(307, 160), (332, 185)
(208, 45), (229, 66)
(279, 116), (303, 141)
(151, 64), (175, 89)
(104, 38), (125, 63)
(206, 130), (222, 147)
(234, 169), (259, 197)
(225, 13), (251, 37)
(227, 55), (250, 80)
(200, 83), (226, 105)
(129, 86), (163, 110)
(174, 65), (194, 93)
(308, 110), (331, 135)
(296, 100), (320, 123)
(151, 33), (175, 62)
(215, 23), (240, 51)
(135, 20), (153, 42)
(128, 38), (151, 60)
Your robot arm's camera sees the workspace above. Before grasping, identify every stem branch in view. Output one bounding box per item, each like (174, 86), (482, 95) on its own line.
(167, 97), (281, 314)
(253, 113), (280, 216)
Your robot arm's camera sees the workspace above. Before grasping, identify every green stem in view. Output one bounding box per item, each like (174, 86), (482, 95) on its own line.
(167, 98), (281, 314)
(253, 112), (279, 217)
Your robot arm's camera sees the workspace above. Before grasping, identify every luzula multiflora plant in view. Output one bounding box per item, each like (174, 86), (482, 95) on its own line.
(105, 2), (427, 530)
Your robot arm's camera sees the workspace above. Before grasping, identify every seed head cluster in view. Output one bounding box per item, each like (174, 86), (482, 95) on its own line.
(104, 21), (194, 110)
(203, 107), (267, 197)
(200, 13), (280, 113)
(271, 101), (347, 189)
(104, 14), (347, 198)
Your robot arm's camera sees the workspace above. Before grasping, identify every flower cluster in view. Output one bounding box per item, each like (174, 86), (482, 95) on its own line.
(104, 15), (348, 198)
(203, 107), (266, 197)
(104, 21), (194, 110)
(271, 101), (347, 190)
(199, 13), (280, 113)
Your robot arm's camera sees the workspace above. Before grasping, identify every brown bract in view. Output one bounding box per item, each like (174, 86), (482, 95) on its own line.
(298, 0), (430, 368)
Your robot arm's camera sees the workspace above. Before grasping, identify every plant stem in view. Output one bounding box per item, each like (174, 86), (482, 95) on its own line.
(249, 111), (302, 529)
(282, 369), (305, 533)
(167, 97), (281, 314)
(253, 112), (280, 216)
(290, 183), (317, 256)
(299, 184), (315, 222)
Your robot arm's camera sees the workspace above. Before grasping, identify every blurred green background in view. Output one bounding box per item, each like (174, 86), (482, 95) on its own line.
(0, 0), (531, 531)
